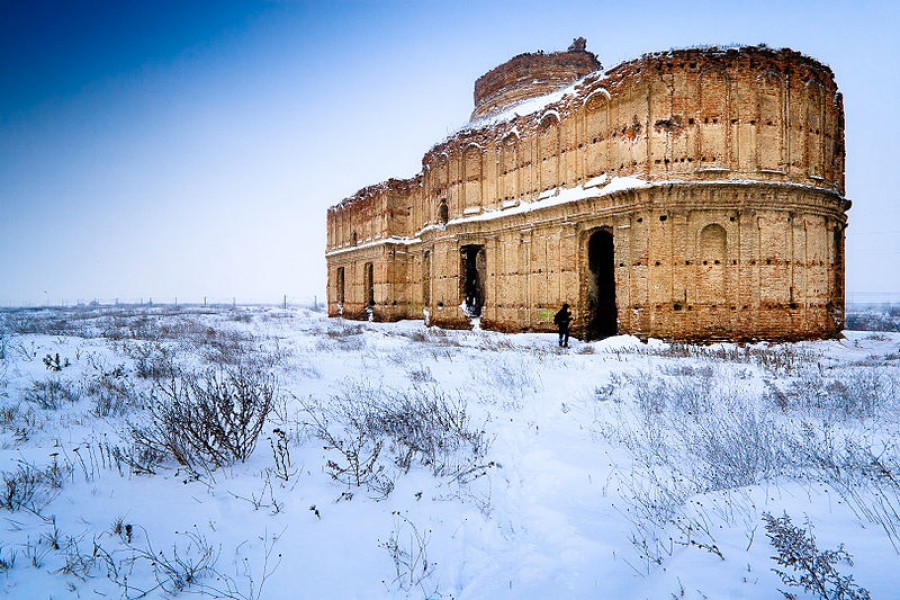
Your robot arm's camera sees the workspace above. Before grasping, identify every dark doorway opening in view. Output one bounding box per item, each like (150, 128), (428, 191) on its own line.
(460, 245), (485, 317)
(587, 230), (617, 339)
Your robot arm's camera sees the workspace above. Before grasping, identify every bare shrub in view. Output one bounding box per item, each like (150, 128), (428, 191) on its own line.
(304, 400), (390, 496)
(682, 406), (784, 489)
(0, 544), (16, 572)
(132, 368), (276, 473)
(379, 512), (436, 595)
(303, 383), (492, 498)
(764, 512), (871, 600)
(406, 365), (434, 383)
(24, 378), (80, 410)
(784, 367), (896, 420)
(84, 364), (136, 417)
(0, 460), (70, 512)
(124, 341), (179, 380)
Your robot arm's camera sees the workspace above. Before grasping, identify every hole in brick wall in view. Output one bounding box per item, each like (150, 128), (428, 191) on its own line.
(714, 260), (720, 265)
(703, 260), (708, 265)
(686, 260), (691, 265)
(750, 119), (756, 125)
(619, 262), (625, 267)
(688, 118), (695, 125)
(730, 216), (736, 222)
(673, 303), (682, 311)
(664, 158), (670, 164)
(766, 258), (772, 265)
(732, 260), (737, 265)
(731, 118), (738, 124)
(655, 261), (661, 266)
(659, 215), (668, 222)
(637, 217), (643, 223)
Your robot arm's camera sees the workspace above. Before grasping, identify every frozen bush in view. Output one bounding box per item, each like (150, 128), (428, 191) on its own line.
(764, 512), (871, 600)
(304, 382), (492, 497)
(124, 341), (179, 380)
(684, 406), (784, 489)
(84, 364), (136, 417)
(132, 367), (276, 473)
(1, 461), (70, 512)
(24, 378), (80, 410)
(785, 367), (895, 420)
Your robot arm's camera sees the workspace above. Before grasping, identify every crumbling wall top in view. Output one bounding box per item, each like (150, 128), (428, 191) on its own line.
(471, 37), (601, 120)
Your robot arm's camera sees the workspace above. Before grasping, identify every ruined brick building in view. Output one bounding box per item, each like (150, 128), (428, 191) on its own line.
(325, 39), (849, 341)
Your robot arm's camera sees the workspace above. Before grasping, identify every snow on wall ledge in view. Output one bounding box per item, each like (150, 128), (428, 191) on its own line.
(325, 42), (849, 342)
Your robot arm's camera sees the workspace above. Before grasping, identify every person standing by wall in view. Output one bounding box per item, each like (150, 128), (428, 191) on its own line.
(554, 303), (571, 348)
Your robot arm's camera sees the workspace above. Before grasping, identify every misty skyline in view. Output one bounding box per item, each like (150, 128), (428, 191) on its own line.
(2, 0), (899, 306)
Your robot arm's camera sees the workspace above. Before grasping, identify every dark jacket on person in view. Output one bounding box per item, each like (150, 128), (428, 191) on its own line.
(554, 306), (571, 330)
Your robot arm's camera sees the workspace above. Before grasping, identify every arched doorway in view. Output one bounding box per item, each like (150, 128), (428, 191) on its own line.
(586, 230), (617, 339)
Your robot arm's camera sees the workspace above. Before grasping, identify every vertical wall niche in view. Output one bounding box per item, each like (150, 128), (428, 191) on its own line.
(584, 90), (610, 180)
(460, 245), (486, 317)
(586, 229), (617, 339)
(336, 267), (345, 304)
(364, 262), (374, 306)
(757, 72), (784, 171)
(464, 145), (482, 209)
(538, 114), (560, 191)
(422, 251), (432, 306)
(500, 133), (518, 199)
(699, 223), (727, 304)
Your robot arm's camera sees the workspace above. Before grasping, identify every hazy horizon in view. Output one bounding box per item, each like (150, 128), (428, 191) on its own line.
(2, 0), (899, 307)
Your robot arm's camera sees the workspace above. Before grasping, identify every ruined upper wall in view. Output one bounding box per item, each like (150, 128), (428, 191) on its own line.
(327, 45), (845, 251)
(471, 37), (601, 120)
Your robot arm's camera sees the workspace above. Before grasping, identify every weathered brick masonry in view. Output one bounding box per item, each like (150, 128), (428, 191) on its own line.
(325, 40), (849, 341)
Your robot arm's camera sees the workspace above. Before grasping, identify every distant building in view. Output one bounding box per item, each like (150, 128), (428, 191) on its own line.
(325, 39), (848, 341)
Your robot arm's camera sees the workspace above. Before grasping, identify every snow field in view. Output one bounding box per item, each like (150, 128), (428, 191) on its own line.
(0, 305), (898, 598)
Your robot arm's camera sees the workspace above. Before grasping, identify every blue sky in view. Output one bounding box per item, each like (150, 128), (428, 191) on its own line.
(1, 0), (898, 306)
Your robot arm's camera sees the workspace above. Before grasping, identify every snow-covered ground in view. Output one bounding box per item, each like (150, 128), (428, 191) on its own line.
(0, 305), (898, 599)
